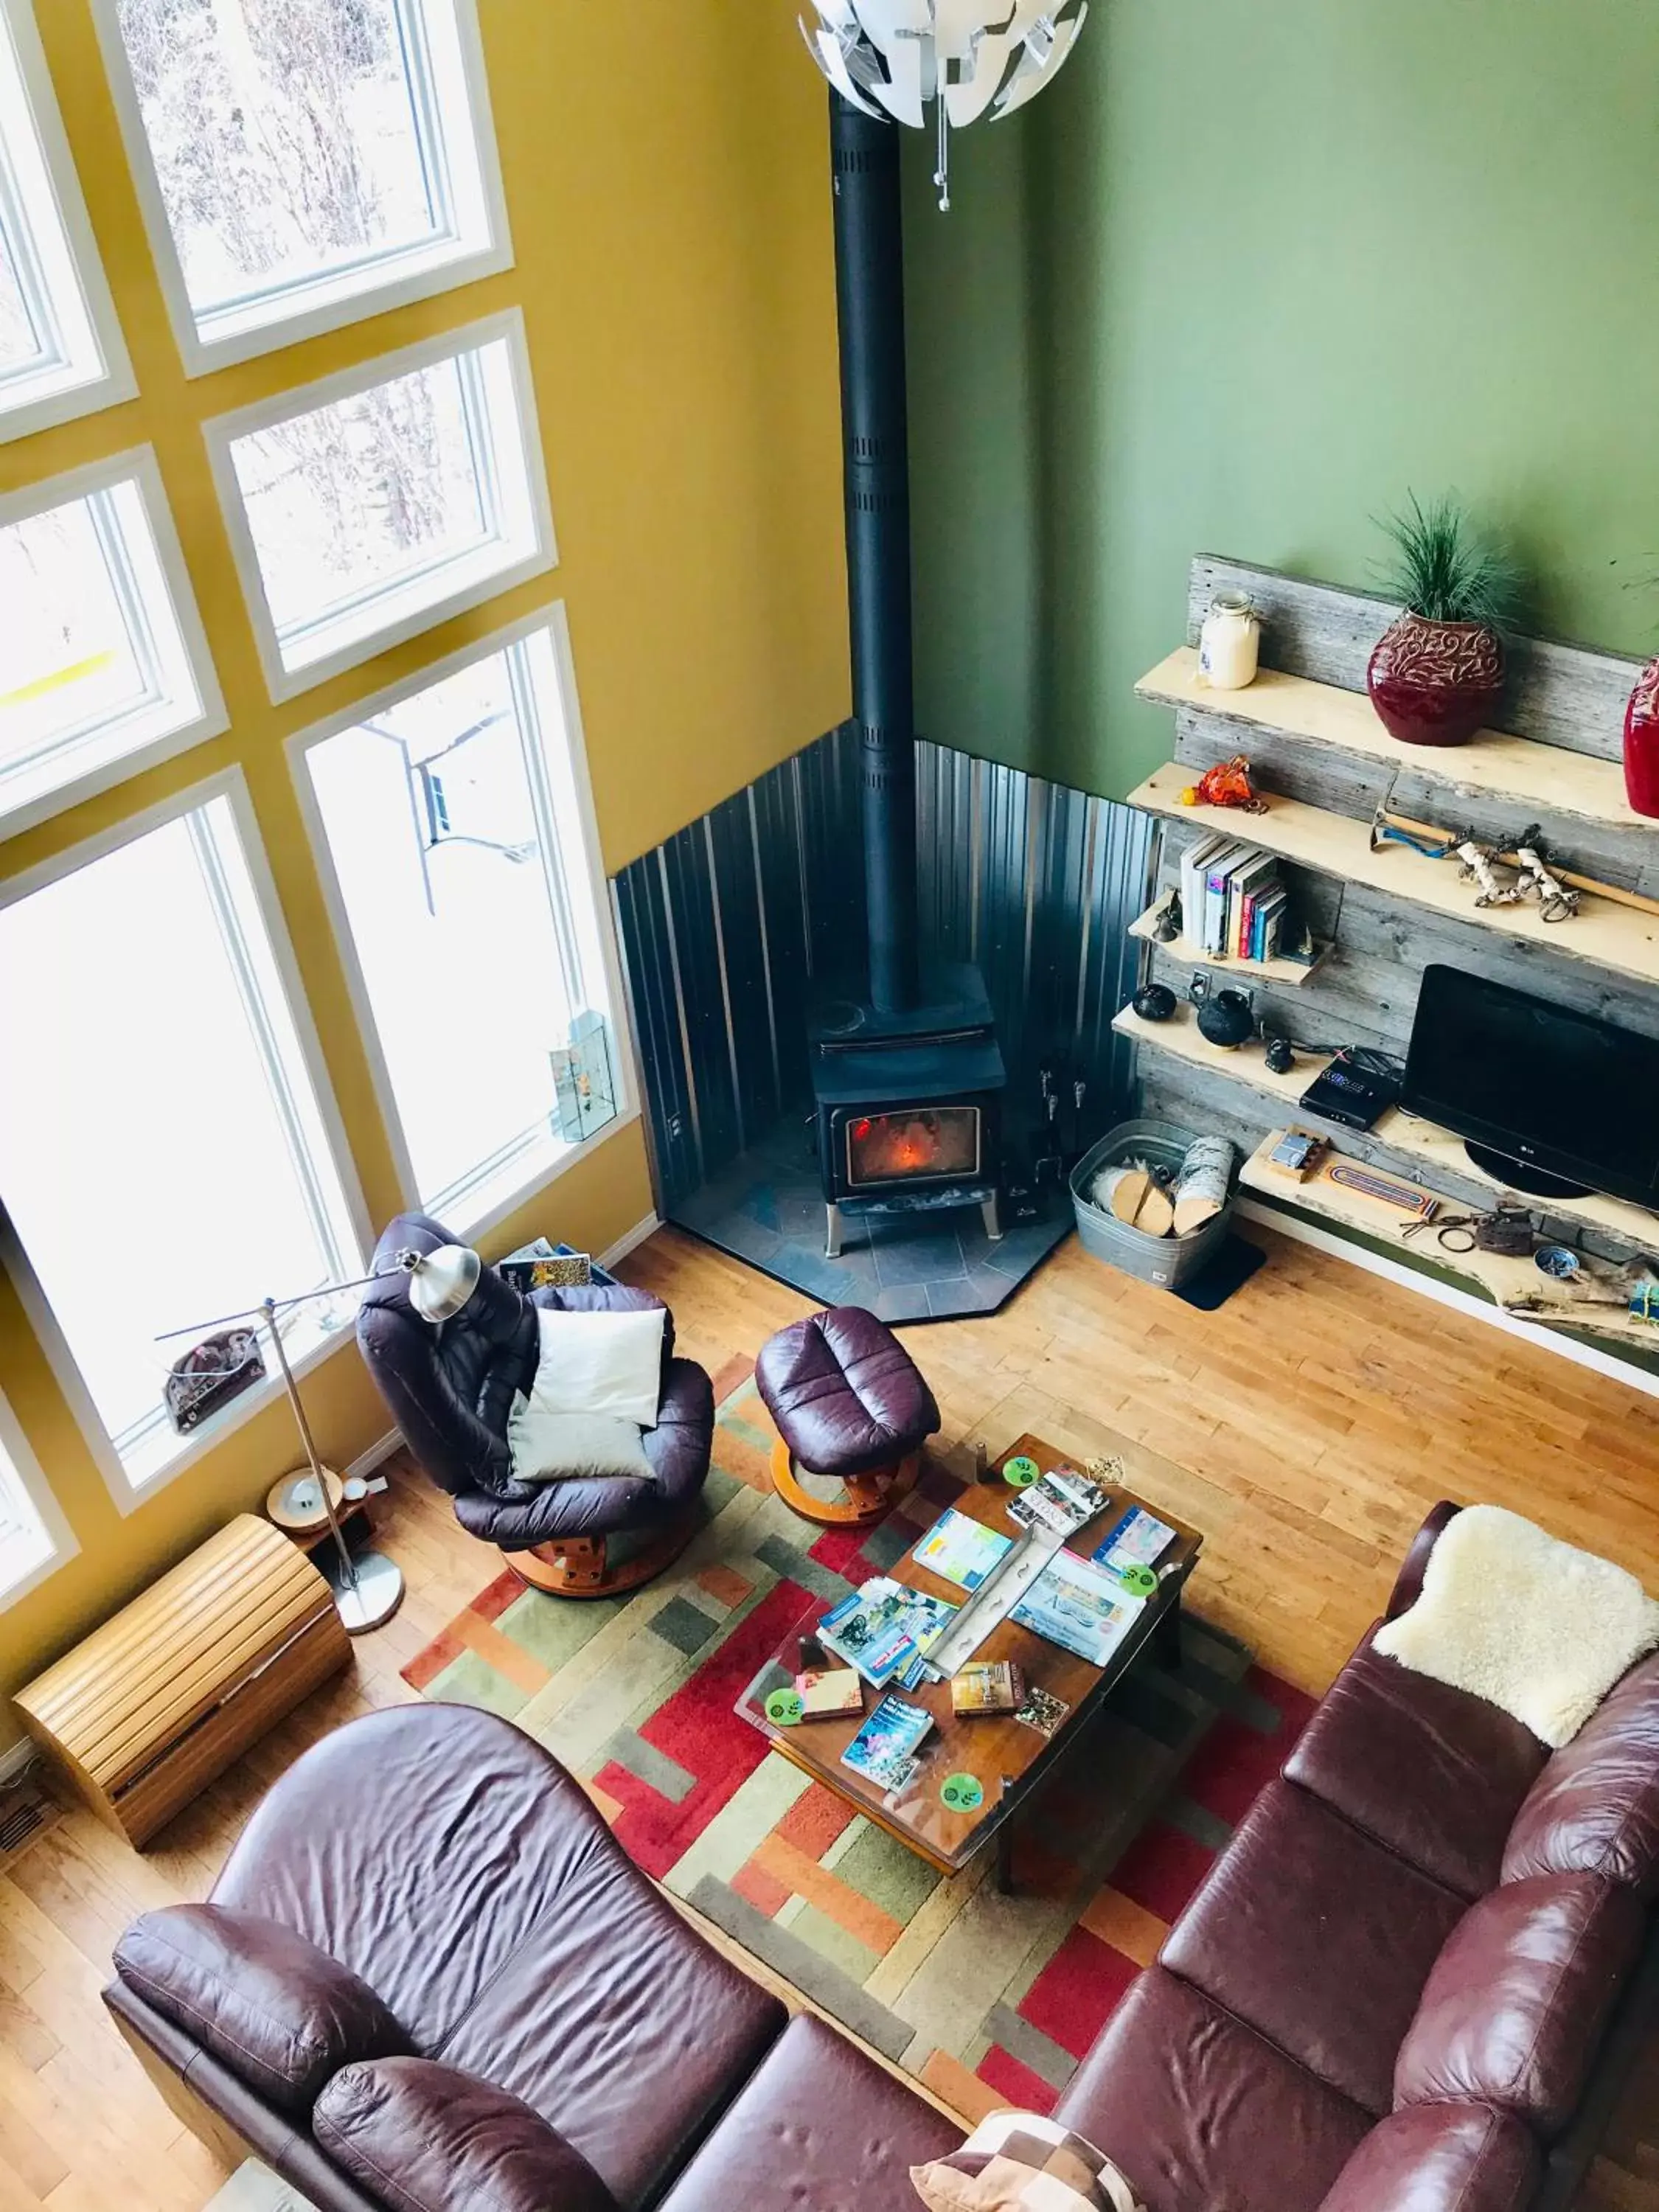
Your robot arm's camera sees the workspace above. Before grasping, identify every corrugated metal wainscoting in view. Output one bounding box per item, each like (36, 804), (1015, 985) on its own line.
(612, 726), (1154, 1213)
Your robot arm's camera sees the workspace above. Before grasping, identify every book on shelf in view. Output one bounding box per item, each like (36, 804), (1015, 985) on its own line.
(1228, 852), (1278, 958)
(1203, 844), (1250, 955)
(1253, 883), (1289, 961)
(1180, 832), (1229, 942)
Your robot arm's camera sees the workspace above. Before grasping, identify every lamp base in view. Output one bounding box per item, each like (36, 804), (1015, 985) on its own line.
(321, 1546), (404, 1634)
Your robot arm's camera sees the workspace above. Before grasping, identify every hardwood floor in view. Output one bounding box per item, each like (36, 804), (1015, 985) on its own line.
(0, 1219), (1655, 2210)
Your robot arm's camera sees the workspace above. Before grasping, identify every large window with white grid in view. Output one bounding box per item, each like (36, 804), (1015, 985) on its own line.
(291, 606), (626, 1234)
(206, 311), (552, 700)
(0, 0), (133, 439)
(0, 776), (366, 1497)
(90, 0), (509, 372)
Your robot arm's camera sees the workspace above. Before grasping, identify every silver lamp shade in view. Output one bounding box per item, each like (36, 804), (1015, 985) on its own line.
(799, 1), (1089, 205)
(400, 1243), (481, 1323)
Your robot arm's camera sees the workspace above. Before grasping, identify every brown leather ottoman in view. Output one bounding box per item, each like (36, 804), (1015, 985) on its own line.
(755, 1305), (939, 1526)
(656, 2013), (961, 2212)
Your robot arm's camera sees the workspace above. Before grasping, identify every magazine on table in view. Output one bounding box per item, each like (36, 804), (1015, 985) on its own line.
(1091, 1504), (1175, 1579)
(1006, 1466), (1109, 1537)
(818, 1579), (959, 1688)
(841, 1694), (934, 1792)
(913, 1507), (1014, 1590)
(1012, 1548), (1144, 1667)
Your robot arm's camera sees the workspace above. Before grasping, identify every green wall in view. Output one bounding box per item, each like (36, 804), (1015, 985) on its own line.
(903, 0), (1659, 801)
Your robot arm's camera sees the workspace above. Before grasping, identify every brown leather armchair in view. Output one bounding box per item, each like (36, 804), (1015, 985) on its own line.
(356, 1212), (715, 1596)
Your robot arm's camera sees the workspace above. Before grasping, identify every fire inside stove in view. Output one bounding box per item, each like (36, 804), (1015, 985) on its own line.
(845, 1106), (981, 1189)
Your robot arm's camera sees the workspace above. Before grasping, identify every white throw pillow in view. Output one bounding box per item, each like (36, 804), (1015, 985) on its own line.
(524, 1305), (666, 1426)
(507, 1402), (653, 1484)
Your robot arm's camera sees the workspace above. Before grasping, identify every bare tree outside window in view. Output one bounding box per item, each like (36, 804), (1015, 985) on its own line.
(119, 0), (451, 573)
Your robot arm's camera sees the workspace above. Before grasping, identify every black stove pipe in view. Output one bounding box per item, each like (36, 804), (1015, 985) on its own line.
(830, 92), (919, 1015)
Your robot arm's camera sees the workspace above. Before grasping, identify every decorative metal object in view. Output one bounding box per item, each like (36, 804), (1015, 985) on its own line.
(1131, 981), (1178, 1023)
(1189, 972), (1256, 1049)
(798, 1), (1091, 209)
(1263, 1034), (1295, 1075)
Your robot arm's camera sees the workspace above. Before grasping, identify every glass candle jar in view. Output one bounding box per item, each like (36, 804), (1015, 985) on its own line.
(1197, 593), (1260, 690)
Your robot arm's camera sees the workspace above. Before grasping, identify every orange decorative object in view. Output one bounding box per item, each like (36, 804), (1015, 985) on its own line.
(1183, 754), (1267, 813)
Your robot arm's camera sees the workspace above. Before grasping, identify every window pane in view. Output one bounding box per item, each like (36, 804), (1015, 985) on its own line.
(304, 625), (613, 1220)
(232, 352), (488, 641)
(0, 462), (218, 832)
(0, 0), (127, 436)
(107, 0), (500, 354)
(0, 1410), (55, 1599)
(0, 209), (46, 378)
(219, 324), (547, 690)
(0, 796), (361, 1482)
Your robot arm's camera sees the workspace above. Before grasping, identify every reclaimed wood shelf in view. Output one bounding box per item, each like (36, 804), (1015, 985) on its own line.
(1240, 1130), (1659, 1349)
(1137, 647), (1640, 834)
(1128, 892), (1329, 987)
(1113, 1001), (1659, 1248)
(1127, 762), (1659, 990)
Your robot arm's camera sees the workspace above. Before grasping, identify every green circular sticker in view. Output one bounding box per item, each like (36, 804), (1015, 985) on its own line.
(765, 1688), (804, 1727)
(1116, 1563), (1158, 1596)
(940, 1772), (984, 1812)
(1003, 1455), (1040, 1489)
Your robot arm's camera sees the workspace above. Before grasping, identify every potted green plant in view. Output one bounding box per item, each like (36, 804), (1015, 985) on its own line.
(1366, 493), (1518, 748)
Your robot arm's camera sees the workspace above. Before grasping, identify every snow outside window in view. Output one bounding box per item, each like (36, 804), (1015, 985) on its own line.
(93, 0), (509, 371)
(0, 1391), (69, 1609)
(0, 0), (133, 438)
(207, 312), (553, 700)
(295, 610), (620, 1232)
(0, 785), (364, 1494)
(0, 451), (225, 838)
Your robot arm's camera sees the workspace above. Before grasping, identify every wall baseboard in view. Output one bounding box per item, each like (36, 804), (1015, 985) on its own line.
(1236, 1198), (1659, 1405)
(344, 1430), (403, 1484)
(599, 1211), (661, 1270)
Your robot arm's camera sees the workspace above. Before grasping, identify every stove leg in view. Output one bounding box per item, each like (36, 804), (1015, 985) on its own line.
(981, 1192), (1004, 1242)
(825, 1203), (844, 1259)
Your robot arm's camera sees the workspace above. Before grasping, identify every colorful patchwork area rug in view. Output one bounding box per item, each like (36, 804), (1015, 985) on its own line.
(402, 1367), (1315, 2121)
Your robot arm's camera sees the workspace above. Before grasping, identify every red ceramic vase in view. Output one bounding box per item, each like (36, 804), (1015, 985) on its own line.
(1366, 611), (1506, 748)
(1623, 657), (1659, 818)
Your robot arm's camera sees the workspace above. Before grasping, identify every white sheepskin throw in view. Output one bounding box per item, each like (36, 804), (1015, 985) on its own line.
(1374, 1504), (1659, 1747)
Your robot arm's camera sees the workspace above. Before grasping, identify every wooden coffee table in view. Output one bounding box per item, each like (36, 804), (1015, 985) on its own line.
(737, 1432), (1201, 1887)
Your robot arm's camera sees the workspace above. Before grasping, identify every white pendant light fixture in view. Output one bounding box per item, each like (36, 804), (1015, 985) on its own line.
(799, 0), (1089, 209)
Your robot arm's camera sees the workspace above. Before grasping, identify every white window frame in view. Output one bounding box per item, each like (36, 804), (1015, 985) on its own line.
(0, 0), (134, 441)
(0, 1382), (76, 1611)
(0, 767), (372, 1511)
(288, 599), (638, 1241)
(86, 0), (511, 377)
(205, 309), (555, 704)
(0, 445), (228, 841)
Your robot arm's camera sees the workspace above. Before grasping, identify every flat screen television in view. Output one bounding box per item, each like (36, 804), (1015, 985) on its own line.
(1402, 964), (1659, 1207)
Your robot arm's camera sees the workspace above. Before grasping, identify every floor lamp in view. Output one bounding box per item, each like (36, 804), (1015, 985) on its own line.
(161, 1244), (481, 1635)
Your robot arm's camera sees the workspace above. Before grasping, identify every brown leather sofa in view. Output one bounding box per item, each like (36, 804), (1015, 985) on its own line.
(103, 1504), (1659, 2212)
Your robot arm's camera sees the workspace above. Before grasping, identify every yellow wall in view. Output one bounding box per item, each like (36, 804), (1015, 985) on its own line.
(0, 1), (848, 1742)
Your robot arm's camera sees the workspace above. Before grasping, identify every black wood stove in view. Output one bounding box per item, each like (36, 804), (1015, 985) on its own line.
(808, 96), (1006, 1259)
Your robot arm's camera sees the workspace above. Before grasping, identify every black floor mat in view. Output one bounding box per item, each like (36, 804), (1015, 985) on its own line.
(1174, 1234), (1267, 1311)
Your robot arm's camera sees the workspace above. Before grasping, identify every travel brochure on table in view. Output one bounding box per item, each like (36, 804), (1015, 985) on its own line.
(818, 1479), (1169, 1694)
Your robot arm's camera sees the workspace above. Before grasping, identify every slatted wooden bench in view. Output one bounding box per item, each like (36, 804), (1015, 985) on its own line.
(14, 1513), (350, 1846)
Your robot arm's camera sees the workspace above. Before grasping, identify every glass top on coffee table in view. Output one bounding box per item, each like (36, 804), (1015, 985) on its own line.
(737, 1432), (1202, 1883)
